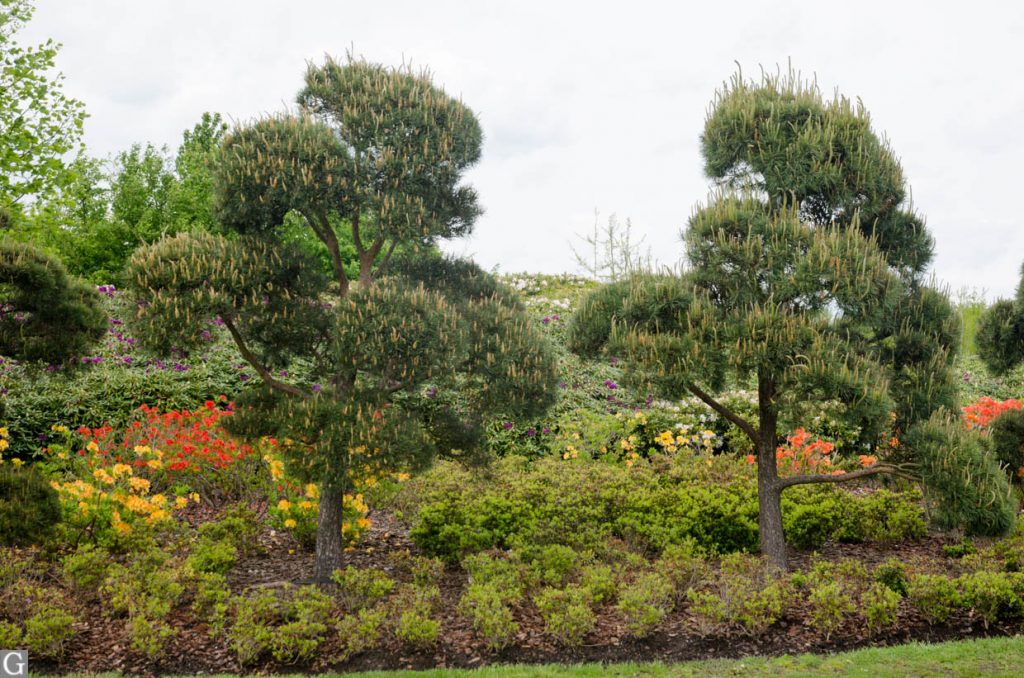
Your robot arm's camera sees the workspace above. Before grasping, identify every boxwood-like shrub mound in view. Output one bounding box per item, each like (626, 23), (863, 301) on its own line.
(392, 455), (926, 562)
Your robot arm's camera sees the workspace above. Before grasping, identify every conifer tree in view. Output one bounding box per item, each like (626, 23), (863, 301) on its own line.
(975, 263), (1024, 375)
(0, 240), (104, 363)
(126, 56), (557, 581)
(571, 70), (962, 569)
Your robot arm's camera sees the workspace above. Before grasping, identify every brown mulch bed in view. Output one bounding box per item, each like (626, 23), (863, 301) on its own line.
(26, 511), (1024, 676)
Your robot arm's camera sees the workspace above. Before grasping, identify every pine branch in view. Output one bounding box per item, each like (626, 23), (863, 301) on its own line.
(773, 463), (915, 490)
(306, 208), (350, 297)
(222, 316), (306, 398)
(687, 381), (760, 446)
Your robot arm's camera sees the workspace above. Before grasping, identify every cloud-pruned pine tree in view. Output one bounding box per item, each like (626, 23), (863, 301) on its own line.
(571, 69), (971, 570)
(976, 262), (1024, 375)
(126, 56), (558, 581)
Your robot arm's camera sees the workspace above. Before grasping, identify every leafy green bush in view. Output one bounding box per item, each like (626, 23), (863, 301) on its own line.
(907, 574), (961, 625)
(0, 464), (61, 546)
(187, 539), (238, 575)
(331, 566), (397, 612)
(409, 556), (445, 587)
(62, 544), (110, 596)
(873, 558), (910, 596)
(228, 589), (279, 666)
(617, 572), (674, 638)
(336, 607), (386, 662)
(126, 614), (175, 659)
(271, 618), (327, 664)
(191, 571), (230, 635)
(23, 603), (75, 658)
(958, 571), (1024, 628)
(462, 552), (524, 603)
(196, 505), (263, 556)
(808, 581), (855, 640)
(686, 554), (791, 636)
(655, 540), (707, 600)
(862, 582), (901, 635)
(101, 550), (185, 620)
(395, 610), (439, 649)
(228, 585), (333, 666)
(0, 621), (21, 649)
(858, 490), (928, 542)
(516, 544), (580, 587)
(533, 585), (596, 646)
(458, 583), (518, 650)
(943, 540), (977, 559)
(400, 456), (924, 562)
(579, 563), (617, 605)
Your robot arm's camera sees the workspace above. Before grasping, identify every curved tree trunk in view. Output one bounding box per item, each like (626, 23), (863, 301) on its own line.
(314, 482), (345, 583)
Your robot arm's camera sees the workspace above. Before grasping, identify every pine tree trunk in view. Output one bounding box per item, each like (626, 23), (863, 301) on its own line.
(314, 482), (345, 583)
(756, 373), (788, 571)
(757, 449), (788, 571)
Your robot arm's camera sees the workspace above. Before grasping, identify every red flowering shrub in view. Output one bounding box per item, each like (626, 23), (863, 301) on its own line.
(962, 396), (1023, 430)
(58, 398), (264, 501)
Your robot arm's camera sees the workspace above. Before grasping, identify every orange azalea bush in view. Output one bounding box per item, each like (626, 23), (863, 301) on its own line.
(42, 399), (263, 503)
(775, 428), (840, 476)
(962, 396), (1023, 430)
(745, 427), (879, 476)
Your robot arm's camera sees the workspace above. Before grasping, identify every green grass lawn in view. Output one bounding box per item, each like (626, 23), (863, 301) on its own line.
(340, 635), (1024, 677)
(56, 635), (1024, 678)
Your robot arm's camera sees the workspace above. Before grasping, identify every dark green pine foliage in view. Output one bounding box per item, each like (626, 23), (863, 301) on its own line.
(0, 240), (105, 363)
(127, 56), (557, 581)
(976, 262), (1024, 375)
(570, 70), (987, 569)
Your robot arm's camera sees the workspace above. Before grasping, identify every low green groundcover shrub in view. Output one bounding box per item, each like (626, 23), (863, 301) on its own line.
(395, 455), (925, 562)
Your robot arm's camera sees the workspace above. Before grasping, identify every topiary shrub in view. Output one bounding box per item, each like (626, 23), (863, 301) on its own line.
(0, 464), (61, 546)
(989, 408), (1024, 479)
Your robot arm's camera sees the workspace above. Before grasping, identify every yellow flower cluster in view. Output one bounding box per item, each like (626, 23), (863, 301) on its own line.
(654, 426), (718, 454)
(0, 426), (11, 463)
(50, 465), (197, 535)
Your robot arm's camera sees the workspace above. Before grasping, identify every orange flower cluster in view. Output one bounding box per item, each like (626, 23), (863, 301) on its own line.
(962, 396), (1023, 430)
(745, 428), (879, 476)
(70, 399), (255, 475)
(775, 428), (838, 476)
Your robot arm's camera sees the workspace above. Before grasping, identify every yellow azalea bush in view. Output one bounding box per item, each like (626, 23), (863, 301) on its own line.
(0, 426), (19, 467)
(555, 410), (721, 466)
(39, 425), (200, 544)
(262, 439), (372, 550)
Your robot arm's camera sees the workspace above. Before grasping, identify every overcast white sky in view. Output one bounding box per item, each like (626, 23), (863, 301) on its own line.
(22, 1), (1024, 299)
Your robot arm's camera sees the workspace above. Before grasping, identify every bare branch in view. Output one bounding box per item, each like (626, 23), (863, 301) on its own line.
(374, 239), (399, 278)
(687, 382), (760, 446)
(774, 463), (915, 490)
(222, 316), (307, 398)
(303, 208), (350, 297)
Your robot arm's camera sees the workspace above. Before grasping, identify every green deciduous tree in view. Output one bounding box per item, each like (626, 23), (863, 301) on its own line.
(127, 56), (557, 581)
(0, 0), (86, 214)
(571, 70), (964, 569)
